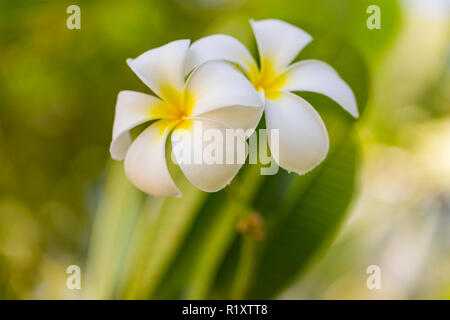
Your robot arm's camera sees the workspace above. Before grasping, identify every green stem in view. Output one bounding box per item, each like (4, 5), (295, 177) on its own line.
(229, 235), (258, 299)
(84, 161), (143, 299)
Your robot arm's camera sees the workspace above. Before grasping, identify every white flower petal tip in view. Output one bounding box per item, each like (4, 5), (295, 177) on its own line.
(126, 39), (191, 99)
(124, 121), (181, 197)
(250, 19), (313, 71)
(185, 34), (257, 76)
(265, 92), (329, 175)
(110, 90), (164, 161)
(284, 60), (359, 118)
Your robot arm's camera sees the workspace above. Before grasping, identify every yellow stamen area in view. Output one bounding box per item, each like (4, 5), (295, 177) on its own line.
(249, 58), (286, 100)
(149, 84), (196, 135)
(156, 119), (179, 136)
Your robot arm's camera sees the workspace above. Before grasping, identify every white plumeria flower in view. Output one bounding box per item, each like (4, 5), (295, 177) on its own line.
(185, 19), (359, 174)
(110, 40), (262, 197)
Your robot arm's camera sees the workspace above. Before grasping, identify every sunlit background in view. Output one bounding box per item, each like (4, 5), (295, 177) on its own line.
(0, 0), (448, 299)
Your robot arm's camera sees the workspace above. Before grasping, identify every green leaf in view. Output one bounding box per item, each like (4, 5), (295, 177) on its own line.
(247, 132), (358, 298)
(117, 178), (207, 299)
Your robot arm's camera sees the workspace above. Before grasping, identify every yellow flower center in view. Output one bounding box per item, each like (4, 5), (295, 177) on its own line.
(249, 58), (286, 100)
(149, 85), (195, 129)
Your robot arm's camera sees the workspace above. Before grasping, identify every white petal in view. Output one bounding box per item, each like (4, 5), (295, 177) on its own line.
(110, 91), (165, 160)
(194, 105), (263, 138)
(171, 119), (247, 192)
(265, 92), (329, 174)
(127, 40), (190, 102)
(250, 19), (312, 73)
(124, 120), (180, 197)
(186, 60), (262, 116)
(185, 34), (257, 75)
(283, 60), (359, 117)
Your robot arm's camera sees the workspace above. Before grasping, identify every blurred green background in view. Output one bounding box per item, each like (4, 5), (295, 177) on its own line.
(0, 0), (448, 299)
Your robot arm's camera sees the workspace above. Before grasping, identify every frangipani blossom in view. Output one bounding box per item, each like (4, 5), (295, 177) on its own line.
(185, 19), (359, 174)
(110, 40), (262, 196)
